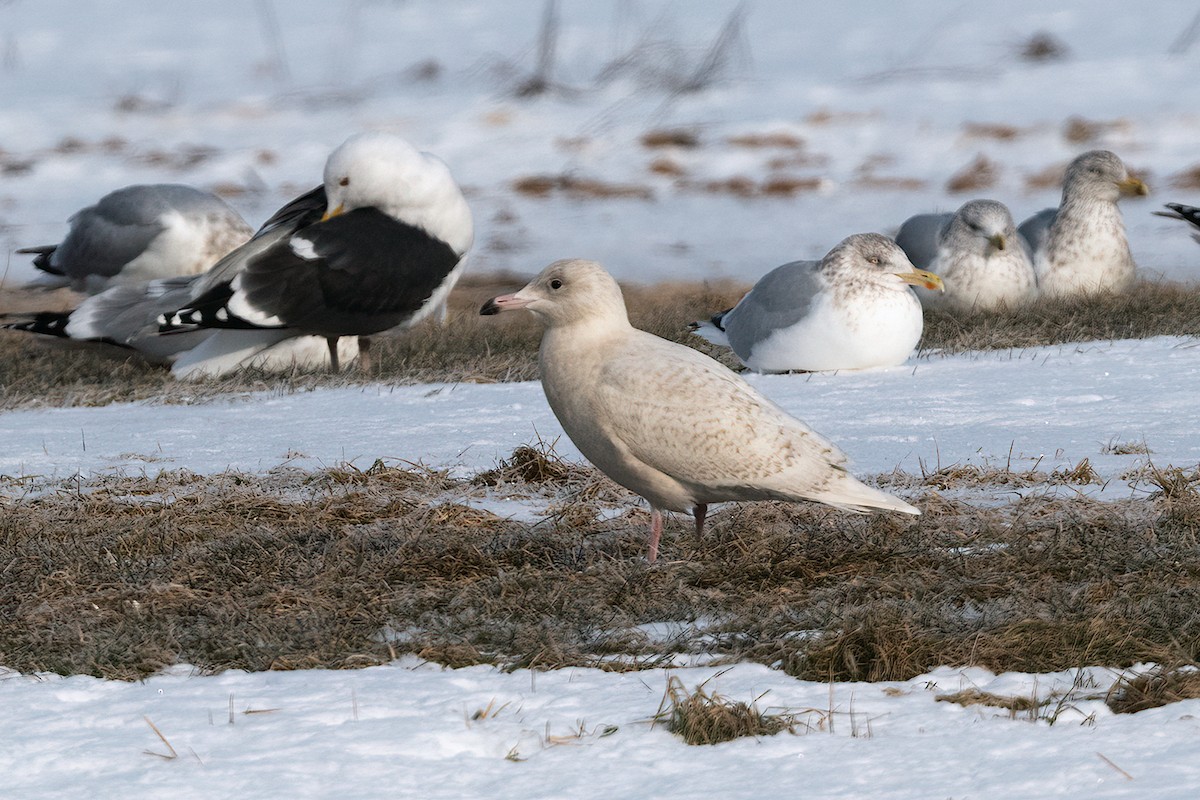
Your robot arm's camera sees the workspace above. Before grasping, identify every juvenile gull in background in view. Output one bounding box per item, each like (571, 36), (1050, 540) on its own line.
(690, 233), (943, 373)
(157, 132), (473, 373)
(895, 199), (1037, 312)
(18, 184), (253, 294)
(481, 259), (919, 563)
(1018, 150), (1148, 298)
(1154, 202), (1200, 245)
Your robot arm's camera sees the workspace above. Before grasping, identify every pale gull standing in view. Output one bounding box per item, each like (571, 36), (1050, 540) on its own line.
(689, 233), (943, 373)
(18, 184), (253, 294)
(1154, 203), (1200, 245)
(1018, 150), (1148, 298)
(480, 259), (919, 563)
(895, 199), (1037, 312)
(156, 131), (474, 374)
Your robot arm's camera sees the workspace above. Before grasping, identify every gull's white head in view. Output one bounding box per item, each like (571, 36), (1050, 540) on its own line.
(944, 199), (1018, 257)
(826, 232), (944, 293)
(321, 131), (474, 254)
(1062, 150), (1149, 204)
(480, 259), (629, 327)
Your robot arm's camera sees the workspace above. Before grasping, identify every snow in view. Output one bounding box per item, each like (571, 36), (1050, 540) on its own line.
(3, 0), (1200, 797)
(1, 338), (1192, 501)
(4, 660), (1200, 799)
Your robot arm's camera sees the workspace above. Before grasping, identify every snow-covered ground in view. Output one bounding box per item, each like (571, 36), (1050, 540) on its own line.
(5, 659), (1198, 800)
(1, 337), (1195, 501)
(1, 0), (1198, 288)
(4, 1), (1200, 797)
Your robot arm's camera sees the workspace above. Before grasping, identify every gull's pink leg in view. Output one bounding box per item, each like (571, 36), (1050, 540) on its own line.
(647, 508), (664, 563)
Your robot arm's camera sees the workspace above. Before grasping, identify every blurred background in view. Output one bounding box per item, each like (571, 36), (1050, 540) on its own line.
(0, 0), (1197, 285)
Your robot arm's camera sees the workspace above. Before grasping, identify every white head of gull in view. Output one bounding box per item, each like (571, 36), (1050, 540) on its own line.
(481, 258), (920, 563)
(896, 199), (1037, 312)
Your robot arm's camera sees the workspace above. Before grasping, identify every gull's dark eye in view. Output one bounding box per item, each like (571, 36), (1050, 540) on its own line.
(339, 177), (350, 187)
(549, 279), (563, 290)
(867, 256), (881, 265)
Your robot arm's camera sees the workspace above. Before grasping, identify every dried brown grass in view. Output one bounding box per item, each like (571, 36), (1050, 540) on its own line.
(1107, 665), (1200, 713)
(4, 457), (1200, 683)
(920, 280), (1200, 355)
(946, 154), (999, 194)
(656, 675), (795, 744)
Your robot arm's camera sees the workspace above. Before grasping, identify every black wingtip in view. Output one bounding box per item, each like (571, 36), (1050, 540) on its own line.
(479, 297), (501, 316)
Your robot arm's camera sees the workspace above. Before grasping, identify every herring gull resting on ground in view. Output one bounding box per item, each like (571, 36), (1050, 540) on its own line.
(480, 258), (919, 563)
(1018, 150), (1148, 298)
(156, 132), (473, 375)
(689, 233), (943, 373)
(895, 199), (1037, 312)
(18, 184), (252, 294)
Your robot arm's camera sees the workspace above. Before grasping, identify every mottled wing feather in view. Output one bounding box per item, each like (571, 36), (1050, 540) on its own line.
(590, 333), (845, 493)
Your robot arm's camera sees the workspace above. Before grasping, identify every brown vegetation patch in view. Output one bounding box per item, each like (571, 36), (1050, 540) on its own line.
(1024, 162), (1067, 191)
(512, 174), (654, 200)
(3, 462), (1200, 684)
(657, 676), (794, 744)
(1063, 116), (1131, 145)
(853, 175), (927, 191)
(935, 688), (1041, 712)
(648, 157), (687, 177)
(962, 122), (1023, 141)
(1168, 164), (1200, 190)
(726, 132), (804, 149)
(681, 175), (825, 198)
(5, 277), (1200, 412)
(767, 152), (831, 171)
(761, 176), (826, 196)
(920, 280), (1200, 354)
(1107, 665), (1200, 713)
(641, 129), (701, 149)
(946, 154), (999, 193)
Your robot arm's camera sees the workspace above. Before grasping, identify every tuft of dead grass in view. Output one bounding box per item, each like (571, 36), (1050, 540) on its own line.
(946, 154), (999, 193)
(962, 122), (1024, 141)
(1063, 116), (1131, 145)
(640, 129), (701, 149)
(935, 688), (1041, 712)
(726, 132), (804, 149)
(656, 675), (794, 744)
(1107, 665), (1200, 714)
(512, 174), (654, 200)
(1168, 163), (1200, 191)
